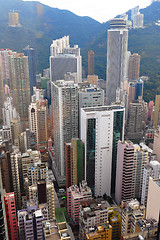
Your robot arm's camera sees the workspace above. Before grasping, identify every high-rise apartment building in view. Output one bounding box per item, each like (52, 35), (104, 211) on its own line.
(0, 144), (11, 193)
(50, 36), (82, 83)
(153, 126), (160, 162)
(81, 105), (125, 196)
(23, 46), (36, 95)
(133, 12), (144, 28)
(128, 53), (140, 81)
(65, 138), (84, 188)
(127, 101), (143, 140)
(0, 164), (9, 240)
(10, 150), (21, 209)
(21, 150), (41, 182)
(18, 206), (44, 240)
(132, 144), (148, 200)
(106, 19), (128, 104)
(146, 177), (160, 221)
(4, 192), (19, 240)
(28, 101), (48, 150)
(131, 6), (139, 20)
(51, 80), (79, 178)
(88, 50), (94, 75)
(0, 58), (4, 119)
(27, 162), (48, 186)
(67, 181), (92, 224)
(78, 85), (104, 134)
(135, 78), (144, 100)
(9, 53), (30, 130)
(28, 180), (55, 220)
(2, 97), (20, 128)
(153, 95), (160, 129)
(141, 160), (160, 206)
(115, 141), (134, 204)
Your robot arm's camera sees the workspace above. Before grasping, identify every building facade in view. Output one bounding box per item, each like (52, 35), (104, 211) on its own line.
(81, 105), (125, 196)
(106, 19), (128, 104)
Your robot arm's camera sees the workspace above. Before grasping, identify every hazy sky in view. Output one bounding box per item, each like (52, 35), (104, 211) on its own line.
(24, 0), (151, 22)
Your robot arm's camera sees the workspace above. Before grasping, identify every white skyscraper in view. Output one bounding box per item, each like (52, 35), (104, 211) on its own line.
(2, 97), (20, 128)
(81, 105), (125, 197)
(50, 36), (82, 83)
(106, 19), (128, 104)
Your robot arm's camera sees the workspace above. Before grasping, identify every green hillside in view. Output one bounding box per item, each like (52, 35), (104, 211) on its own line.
(0, 0), (102, 72)
(0, 0), (160, 101)
(82, 2), (160, 102)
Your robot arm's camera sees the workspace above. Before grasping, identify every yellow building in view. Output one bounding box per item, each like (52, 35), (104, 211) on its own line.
(85, 223), (112, 240)
(8, 10), (21, 27)
(87, 75), (98, 86)
(108, 208), (122, 240)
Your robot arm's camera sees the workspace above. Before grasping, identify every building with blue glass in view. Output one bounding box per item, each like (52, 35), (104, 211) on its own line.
(81, 105), (125, 197)
(23, 46), (36, 95)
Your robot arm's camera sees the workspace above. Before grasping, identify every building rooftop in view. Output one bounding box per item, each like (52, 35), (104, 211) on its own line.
(154, 179), (160, 187)
(82, 105), (124, 113)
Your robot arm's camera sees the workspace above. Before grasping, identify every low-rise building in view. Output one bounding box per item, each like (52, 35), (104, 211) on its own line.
(79, 199), (110, 239)
(67, 181), (92, 224)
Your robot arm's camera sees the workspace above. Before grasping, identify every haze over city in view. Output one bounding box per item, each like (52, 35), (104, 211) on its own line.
(24, 0), (151, 22)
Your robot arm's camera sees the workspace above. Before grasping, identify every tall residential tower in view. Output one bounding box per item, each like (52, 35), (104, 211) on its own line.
(106, 19), (128, 104)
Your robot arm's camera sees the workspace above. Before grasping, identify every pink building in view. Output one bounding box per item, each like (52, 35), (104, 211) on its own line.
(67, 181), (92, 224)
(148, 101), (154, 125)
(115, 141), (134, 205)
(128, 83), (135, 108)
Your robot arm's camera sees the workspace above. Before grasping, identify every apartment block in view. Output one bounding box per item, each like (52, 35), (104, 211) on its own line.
(121, 199), (145, 236)
(50, 36), (82, 83)
(51, 80), (79, 178)
(4, 192), (19, 240)
(141, 160), (160, 206)
(65, 138), (84, 188)
(67, 181), (92, 224)
(85, 222), (112, 240)
(146, 177), (160, 221)
(79, 199), (110, 239)
(115, 141), (134, 205)
(29, 180), (55, 220)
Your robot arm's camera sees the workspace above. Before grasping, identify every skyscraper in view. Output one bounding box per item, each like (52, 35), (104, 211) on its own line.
(0, 58), (4, 119)
(4, 192), (19, 240)
(128, 53), (140, 81)
(51, 80), (79, 179)
(23, 46), (36, 95)
(133, 12), (144, 28)
(65, 138), (84, 188)
(106, 19), (128, 104)
(28, 101), (48, 150)
(50, 36), (82, 83)
(153, 95), (160, 129)
(0, 164), (9, 240)
(81, 105), (125, 196)
(127, 101), (143, 140)
(115, 141), (134, 204)
(88, 50), (94, 75)
(9, 53), (30, 130)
